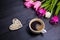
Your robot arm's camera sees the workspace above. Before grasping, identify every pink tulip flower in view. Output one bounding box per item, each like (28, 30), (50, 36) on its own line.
(37, 8), (46, 17)
(24, 1), (33, 8)
(50, 16), (59, 24)
(33, 1), (42, 11)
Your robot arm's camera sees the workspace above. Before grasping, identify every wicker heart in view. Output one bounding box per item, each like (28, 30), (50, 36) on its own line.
(9, 18), (23, 30)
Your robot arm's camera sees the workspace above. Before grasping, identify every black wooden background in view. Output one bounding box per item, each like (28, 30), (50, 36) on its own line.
(0, 0), (60, 40)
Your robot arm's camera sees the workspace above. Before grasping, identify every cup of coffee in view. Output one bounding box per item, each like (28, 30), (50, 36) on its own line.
(29, 18), (47, 34)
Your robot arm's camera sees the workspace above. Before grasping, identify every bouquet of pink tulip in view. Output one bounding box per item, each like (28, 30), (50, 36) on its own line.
(24, 0), (60, 25)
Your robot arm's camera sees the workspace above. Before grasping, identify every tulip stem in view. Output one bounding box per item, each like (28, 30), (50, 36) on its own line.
(47, 0), (58, 14)
(41, 0), (45, 3)
(55, 6), (60, 16)
(51, 0), (58, 13)
(41, 0), (51, 8)
(55, 2), (60, 16)
(45, 5), (50, 10)
(46, 0), (53, 12)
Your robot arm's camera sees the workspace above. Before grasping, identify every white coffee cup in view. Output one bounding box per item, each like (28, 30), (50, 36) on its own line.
(29, 18), (47, 34)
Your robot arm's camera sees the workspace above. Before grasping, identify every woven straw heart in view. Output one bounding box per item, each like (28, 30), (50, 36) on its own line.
(9, 18), (23, 30)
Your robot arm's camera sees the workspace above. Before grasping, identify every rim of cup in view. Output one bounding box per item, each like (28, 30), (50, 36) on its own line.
(29, 18), (45, 33)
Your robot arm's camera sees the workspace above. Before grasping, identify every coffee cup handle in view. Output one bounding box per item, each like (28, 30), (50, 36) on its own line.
(41, 29), (47, 33)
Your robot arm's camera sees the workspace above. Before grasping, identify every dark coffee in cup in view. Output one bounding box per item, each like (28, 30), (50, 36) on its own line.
(29, 18), (46, 33)
(31, 21), (42, 31)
